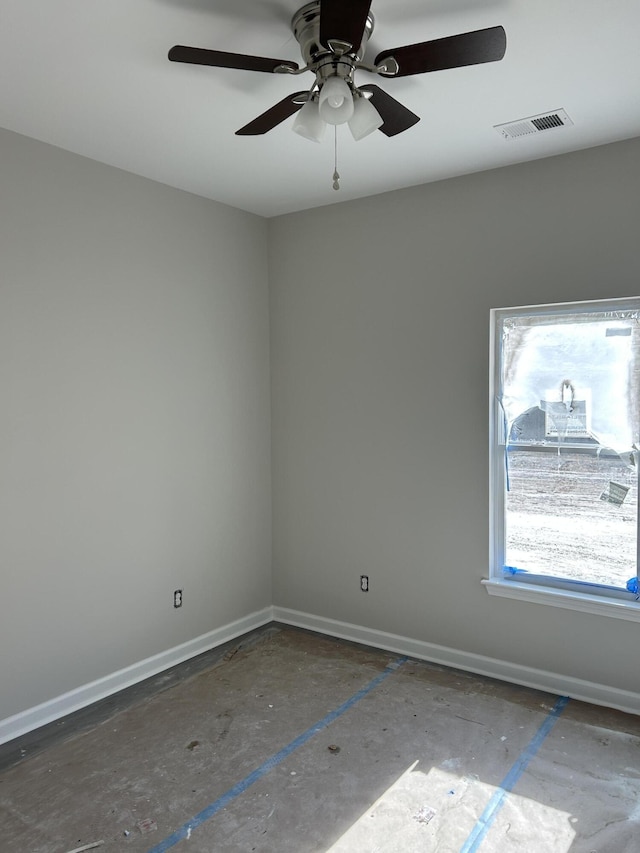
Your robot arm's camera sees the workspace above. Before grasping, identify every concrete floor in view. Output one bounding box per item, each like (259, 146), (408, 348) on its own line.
(1, 625), (639, 852)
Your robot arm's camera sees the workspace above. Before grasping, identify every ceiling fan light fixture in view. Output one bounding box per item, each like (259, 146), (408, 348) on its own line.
(170, 3), (508, 142)
(348, 92), (383, 140)
(318, 76), (354, 125)
(292, 99), (327, 142)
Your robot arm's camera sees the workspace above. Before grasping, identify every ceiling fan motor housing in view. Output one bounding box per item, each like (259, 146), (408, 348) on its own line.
(292, 0), (375, 88)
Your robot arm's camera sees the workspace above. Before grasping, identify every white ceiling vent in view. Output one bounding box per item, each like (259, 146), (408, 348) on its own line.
(495, 109), (573, 140)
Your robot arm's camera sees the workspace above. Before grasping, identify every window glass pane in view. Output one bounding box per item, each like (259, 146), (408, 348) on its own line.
(501, 311), (638, 454)
(505, 447), (637, 586)
(498, 306), (639, 588)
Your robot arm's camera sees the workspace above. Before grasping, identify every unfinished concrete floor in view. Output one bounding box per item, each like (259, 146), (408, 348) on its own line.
(1, 625), (639, 852)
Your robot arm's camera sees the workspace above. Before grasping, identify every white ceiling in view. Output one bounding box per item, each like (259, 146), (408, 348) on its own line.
(1, 0), (639, 218)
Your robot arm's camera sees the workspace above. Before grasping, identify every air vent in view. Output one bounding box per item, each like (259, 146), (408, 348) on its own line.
(495, 109), (573, 140)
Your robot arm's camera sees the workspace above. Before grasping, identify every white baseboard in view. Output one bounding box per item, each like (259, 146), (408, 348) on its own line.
(0, 607), (274, 746)
(273, 606), (640, 717)
(4, 604), (638, 746)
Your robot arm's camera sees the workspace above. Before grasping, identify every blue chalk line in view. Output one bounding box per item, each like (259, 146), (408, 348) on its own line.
(147, 655), (407, 852)
(459, 694), (570, 852)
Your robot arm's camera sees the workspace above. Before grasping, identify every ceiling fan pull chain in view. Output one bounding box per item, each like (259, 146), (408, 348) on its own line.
(332, 126), (340, 191)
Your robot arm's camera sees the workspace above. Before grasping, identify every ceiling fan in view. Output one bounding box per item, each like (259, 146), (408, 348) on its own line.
(168, 0), (506, 143)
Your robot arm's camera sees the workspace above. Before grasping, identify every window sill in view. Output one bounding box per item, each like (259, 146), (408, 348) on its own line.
(482, 578), (640, 623)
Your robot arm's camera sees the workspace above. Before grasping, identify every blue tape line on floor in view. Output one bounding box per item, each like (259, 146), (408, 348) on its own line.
(147, 655), (408, 852)
(459, 694), (570, 853)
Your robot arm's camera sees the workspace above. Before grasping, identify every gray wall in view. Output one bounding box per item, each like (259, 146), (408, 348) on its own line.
(269, 137), (640, 696)
(0, 129), (272, 720)
(3, 125), (639, 728)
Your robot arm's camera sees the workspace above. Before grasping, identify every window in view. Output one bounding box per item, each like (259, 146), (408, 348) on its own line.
(486, 297), (640, 620)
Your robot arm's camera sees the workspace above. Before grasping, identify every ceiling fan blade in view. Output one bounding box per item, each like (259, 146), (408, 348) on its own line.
(319, 0), (373, 52)
(375, 26), (506, 77)
(359, 85), (420, 137)
(168, 46), (299, 74)
(235, 92), (308, 135)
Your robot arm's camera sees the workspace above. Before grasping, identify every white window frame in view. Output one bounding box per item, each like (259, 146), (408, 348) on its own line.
(484, 296), (640, 623)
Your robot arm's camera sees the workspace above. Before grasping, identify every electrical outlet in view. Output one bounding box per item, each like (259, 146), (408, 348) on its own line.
(173, 589), (183, 608)
(360, 575), (369, 592)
